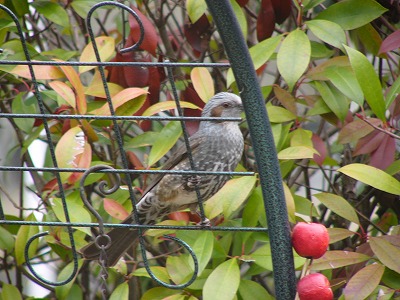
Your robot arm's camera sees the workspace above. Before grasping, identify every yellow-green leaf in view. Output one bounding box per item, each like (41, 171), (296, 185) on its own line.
(278, 146), (318, 160)
(343, 263), (385, 300)
(338, 163), (400, 195)
(142, 101), (200, 116)
(205, 175), (256, 219)
(79, 36), (115, 73)
(191, 67), (214, 103)
(186, 0), (207, 23)
(91, 88), (148, 116)
(203, 259), (240, 300)
(109, 282), (129, 300)
(311, 250), (370, 270)
(370, 237), (400, 273)
(313, 192), (360, 225)
(15, 213), (38, 265)
(327, 228), (355, 244)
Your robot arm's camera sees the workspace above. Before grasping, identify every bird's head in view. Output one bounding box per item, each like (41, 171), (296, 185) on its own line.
(201, 92), (243, 121)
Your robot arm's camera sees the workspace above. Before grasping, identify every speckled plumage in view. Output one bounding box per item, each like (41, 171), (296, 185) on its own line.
(81, 92), (244, 266)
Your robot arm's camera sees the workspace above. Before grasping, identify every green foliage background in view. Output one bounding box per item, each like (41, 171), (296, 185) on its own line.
(0, 0), (400, 299)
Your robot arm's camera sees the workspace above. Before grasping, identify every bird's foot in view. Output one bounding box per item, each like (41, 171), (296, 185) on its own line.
(197, 217), (211, 227)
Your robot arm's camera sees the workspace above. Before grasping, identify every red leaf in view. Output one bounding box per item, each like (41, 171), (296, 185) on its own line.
(104, 198), (130, 221)
(257, 0), (276, 41)
(236, 0), (249, 6)
(184, 15), (211, 55)
(168, 212), (190, 222)
(271, 0), (291, 24)
(353, 130), (383, 156)
(370, 134), (395, 170)
(129, 6), (158, 56)
(312, 133), (327, 166)
(181, 85), (206, 136)
(379, 29), (400, 54)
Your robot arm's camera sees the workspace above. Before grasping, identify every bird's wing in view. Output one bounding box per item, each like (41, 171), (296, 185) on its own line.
(140, 132), (205, 196)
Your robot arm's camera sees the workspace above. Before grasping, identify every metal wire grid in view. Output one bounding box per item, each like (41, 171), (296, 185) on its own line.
(0, 0), (258, 292)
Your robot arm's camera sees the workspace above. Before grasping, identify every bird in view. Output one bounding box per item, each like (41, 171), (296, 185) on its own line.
(80, 92), (244, 266)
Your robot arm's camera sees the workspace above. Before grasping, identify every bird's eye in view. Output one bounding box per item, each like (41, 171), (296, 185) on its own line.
(222, 102), (230, 108)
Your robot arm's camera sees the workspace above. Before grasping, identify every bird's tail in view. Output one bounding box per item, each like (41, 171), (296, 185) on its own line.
(80, 220), (139, 267)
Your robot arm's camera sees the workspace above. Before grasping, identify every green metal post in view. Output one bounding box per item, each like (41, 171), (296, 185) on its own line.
(205, 1), (296, 299)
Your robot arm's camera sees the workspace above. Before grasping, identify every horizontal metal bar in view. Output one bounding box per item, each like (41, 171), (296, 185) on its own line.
(0, 113), (242, 122)
(0, 166), (254, 176)
(0, 60), (230, 68)
(0, 220), (267, 232)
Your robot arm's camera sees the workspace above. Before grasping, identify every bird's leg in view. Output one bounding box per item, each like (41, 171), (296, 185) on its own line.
(187, 175), (201, 188)
(189, 203), (211, 226)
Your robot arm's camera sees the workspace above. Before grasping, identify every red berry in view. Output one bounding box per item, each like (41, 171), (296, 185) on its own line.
(297, 273), (333, 300)
(292, 222), (329, 259)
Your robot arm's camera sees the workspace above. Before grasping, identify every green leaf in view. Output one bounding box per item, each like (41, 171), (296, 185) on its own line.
(315, 0), (387, 30)
(1, 283), (22, 300)
(133, 266), (170, 283)
(311, 250), (370, 270)
(70, 0), (100, 19)
(314, 192), (360, 225)
(203, 259), (240, 300)
(323, 66), (364, 106)
(327, 228), (355, 244)
(306, 19), (346, 50)
(52, 197), (91, 235)
(176, 231), (214, 275)
(31, 1), (69, 27)
(344, 45), (386, 120)
(141, 287), (180, 300)
(125, 131), (159, 149)
(277, 29), (311, 91)
(166, 254), (193, 285)
(238, 279), (274, 300)
(227, 35), (281, 87)
(242, 187), (264, 227)
(15, 213), (38, 265)
(337, 163), (400, 195)
(12, 93), (36, 133)
(55, 260), (83, 300)
(385, 73), (400, 108)
(303, 0), (327, 10)
(252, 244), (273, 270)
(294, 195), (320, 217)
(109, 282), (129, 300)
(147, 121), (182, 166)
(230, 0), (247, 40)
(0, 226), (15, 253)
(204, 175), (256, 219)
(186, 0), (207, 23)
(343, 263), (385, 300)
(313, 81), (349, 121)
(370, 237), (400, 273)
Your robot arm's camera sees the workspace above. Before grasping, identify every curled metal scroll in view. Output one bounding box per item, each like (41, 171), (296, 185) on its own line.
(79, 164), (121, 238)
(86, 1), (145, 54)
(0, 3), (79, 286)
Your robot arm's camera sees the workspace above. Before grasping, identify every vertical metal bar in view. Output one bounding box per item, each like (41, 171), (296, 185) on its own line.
(205, 1), (296, 299)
